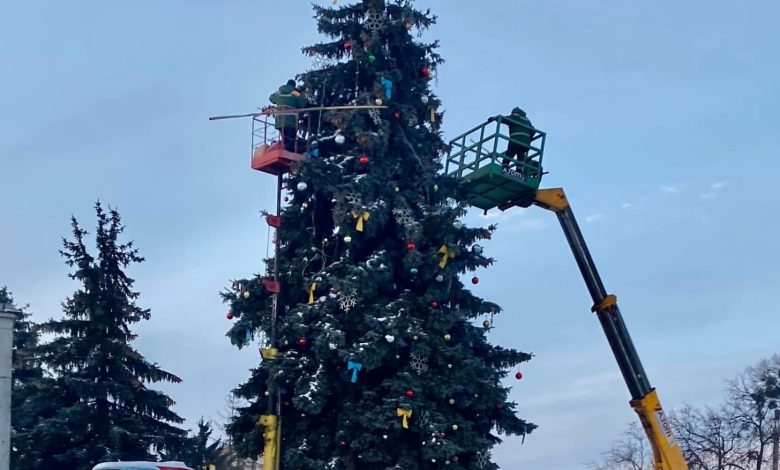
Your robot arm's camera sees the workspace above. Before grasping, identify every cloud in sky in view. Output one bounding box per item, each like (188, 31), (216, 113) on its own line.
(700, 180), (732, 200)
(585, 213), (604, 223)
(659, 184), (681, 194)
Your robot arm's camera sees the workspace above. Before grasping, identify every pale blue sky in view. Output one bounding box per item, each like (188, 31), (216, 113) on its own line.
(1, 1), (779, 468)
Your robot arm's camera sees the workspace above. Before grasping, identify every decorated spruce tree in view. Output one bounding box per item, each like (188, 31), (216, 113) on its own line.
(25, 203), (186, 468)
(224, 1), (534, 468)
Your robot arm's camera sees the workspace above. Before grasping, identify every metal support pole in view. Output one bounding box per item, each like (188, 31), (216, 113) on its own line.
(772, 408), (779, 470)
(0, 303), (20, 470)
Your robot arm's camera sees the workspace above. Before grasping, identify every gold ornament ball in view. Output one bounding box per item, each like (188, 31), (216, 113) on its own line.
(302, 202), (308, 208)
(413, 335), (419, 341)
(443, 333), (451, 341)
(452, 424), (459, 431)
(448, 398), (455, 405)
(375, 98), (383, 105)
(483, 320), (491, 328)
(243, 291), (250, 299)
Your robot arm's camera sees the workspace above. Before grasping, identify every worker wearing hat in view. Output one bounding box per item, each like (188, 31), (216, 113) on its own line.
(269, 79), (307, 151)
(488, 107), (535, 171)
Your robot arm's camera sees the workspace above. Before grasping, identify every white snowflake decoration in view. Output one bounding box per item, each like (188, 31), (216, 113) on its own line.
(392, 208), (415, 226)
(338, 293), (357, 312)
(368, 108), (382, 126)
(410, 353), (429, 374)
(417, 410), (431, 428)
(344, 191), (362, 207)
(476, 450), (491, 468)
(310, 55), (336, 71)
(406, 114), (418, 128)
(363, 11), (386, 32)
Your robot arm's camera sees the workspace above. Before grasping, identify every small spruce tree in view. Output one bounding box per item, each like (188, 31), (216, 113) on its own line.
(173, 418), (223, 469)
(224, 1), (534, 468)
(27, 203), (186, 467)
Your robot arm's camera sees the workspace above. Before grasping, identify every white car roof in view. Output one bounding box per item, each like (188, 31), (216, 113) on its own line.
(92, 462), (193, 470)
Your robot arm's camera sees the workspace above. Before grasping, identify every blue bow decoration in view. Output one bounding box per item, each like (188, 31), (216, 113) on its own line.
(347, 360), (363, 383)
(380, 76), (393, 99)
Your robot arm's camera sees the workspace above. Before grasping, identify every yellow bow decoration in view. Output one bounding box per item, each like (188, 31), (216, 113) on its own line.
(308, 282), (317, 305)
(438, 244), (455, 269)
(396, 408), (412, 429)
(351, 210), (370, 232)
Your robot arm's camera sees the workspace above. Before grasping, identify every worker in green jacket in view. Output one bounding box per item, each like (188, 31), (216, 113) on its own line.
(488, 107), (535, 172)
(269, 79), (307, 151)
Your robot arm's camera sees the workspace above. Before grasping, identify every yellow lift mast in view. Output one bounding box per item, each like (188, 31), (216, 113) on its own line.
(445, 115), (689, 470)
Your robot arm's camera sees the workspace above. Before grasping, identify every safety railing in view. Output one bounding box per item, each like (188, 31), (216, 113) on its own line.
(445, 115), (546, 184)
(251, 106), (318, 156)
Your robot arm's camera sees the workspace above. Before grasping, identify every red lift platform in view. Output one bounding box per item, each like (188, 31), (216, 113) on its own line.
(250, 107), (311, 175)
(251, 142), (305, 175)
(210, 104), (388, 176)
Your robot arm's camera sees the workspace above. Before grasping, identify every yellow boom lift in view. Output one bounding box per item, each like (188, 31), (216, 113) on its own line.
(444, 114), (689, 470)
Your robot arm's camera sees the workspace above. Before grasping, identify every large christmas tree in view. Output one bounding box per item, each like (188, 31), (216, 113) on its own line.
(224, 1), (534, 468)
(26, 203), (186, 467)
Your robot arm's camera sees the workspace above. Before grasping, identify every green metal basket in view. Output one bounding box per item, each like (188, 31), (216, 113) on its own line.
(445, 116), (545, 210)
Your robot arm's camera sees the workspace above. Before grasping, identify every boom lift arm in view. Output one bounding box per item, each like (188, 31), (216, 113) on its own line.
(526, 188), (688, 470)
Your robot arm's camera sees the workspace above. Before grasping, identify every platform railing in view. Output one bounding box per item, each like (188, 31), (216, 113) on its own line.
(251, 106), (317, 156)
(445, 115), (546, 181)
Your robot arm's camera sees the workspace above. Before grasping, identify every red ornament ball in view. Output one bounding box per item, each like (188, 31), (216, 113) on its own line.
(394, 111), (401, 119)
(359, 155), (369, 165)
(226, 312), (234, 320)
(298, 337), (308, 347)
(430, 301), (439, 308)
(471, 276), (479, 284)
(422, 67), (431, 78)
(515, 372), (523, 380)
(406, 242), (416, 252)
(405, 388), (415, 398)
(343, 41), (352, 50)
(496, 402), (505, 409)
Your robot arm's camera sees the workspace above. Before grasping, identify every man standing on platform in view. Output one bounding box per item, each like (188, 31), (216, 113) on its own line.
(269, 79), (306, 151)
(488, 107), (534, 172)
